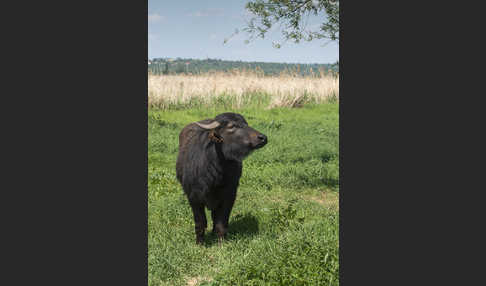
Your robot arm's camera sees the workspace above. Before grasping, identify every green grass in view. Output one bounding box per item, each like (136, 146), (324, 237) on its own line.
(148, 103), (339, 286)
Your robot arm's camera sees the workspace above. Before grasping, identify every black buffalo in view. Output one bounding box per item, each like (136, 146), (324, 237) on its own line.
(176, 113), (267, 244)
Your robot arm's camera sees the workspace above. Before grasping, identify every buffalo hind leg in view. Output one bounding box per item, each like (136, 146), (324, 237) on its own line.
(190, 202), (207, 245)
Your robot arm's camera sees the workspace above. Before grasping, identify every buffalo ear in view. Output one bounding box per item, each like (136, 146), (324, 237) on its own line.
(209, 130), (223, 143)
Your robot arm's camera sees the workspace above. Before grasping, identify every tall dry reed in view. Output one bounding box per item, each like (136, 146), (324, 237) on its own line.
(148, 70), (338, 109)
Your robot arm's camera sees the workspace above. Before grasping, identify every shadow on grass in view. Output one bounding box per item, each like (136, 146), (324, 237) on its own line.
(205, 214), (259, 246)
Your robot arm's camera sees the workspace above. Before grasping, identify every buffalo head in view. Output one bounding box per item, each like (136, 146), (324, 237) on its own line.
(195, 113), (267, 161)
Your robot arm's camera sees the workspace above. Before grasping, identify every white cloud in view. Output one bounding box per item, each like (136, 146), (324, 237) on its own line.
(148, 13), (164, 23)
(188, 8), (224, 17)
(192, 11), (205, 17)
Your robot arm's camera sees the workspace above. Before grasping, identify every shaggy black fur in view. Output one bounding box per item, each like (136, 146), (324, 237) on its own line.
(176, 113), (267, 244)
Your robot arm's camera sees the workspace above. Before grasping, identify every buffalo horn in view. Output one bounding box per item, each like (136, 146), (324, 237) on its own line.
(195, 121), (220, 129)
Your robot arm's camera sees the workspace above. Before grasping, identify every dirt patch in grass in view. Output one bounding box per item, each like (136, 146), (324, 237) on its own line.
(306, 191), (339, 210)
(186, 276), (212, 286)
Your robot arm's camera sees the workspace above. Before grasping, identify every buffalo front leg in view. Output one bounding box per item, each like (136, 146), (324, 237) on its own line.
(190, 202), (207, 245)
(211, 198), (235, 245)
(211, 208), (226, 246)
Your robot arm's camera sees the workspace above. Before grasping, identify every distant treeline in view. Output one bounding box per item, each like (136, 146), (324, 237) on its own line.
(148, 58), (338, 76)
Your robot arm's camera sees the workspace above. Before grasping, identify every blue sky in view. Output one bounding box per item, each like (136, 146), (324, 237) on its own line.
(148, 0), (338, 64)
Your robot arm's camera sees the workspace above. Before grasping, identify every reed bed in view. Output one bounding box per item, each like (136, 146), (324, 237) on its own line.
(148, 70), (339, 109)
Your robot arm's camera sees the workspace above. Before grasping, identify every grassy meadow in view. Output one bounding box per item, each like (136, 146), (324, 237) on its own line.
(148, 73), (339, 285)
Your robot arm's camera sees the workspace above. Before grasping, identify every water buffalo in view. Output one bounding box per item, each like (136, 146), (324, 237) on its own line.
(176, 113), (268, 244)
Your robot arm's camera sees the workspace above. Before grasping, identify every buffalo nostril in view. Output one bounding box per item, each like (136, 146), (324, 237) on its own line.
(258, 134), (267, 142)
